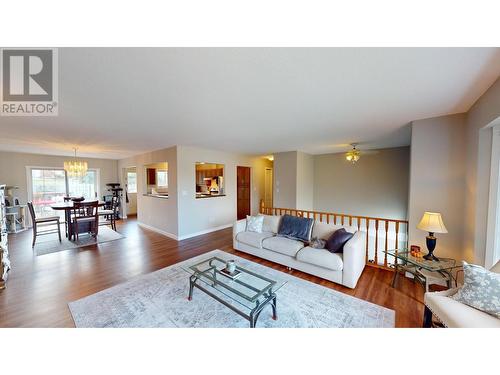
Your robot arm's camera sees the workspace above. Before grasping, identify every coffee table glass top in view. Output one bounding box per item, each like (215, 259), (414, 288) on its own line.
(182, 256), (287, 310)
(384, 249), (460, 272)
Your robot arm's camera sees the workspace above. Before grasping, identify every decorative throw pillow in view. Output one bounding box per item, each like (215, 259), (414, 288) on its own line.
(325, 228), (354, 253)
(277, 214), (314, 242)
(310, 237), (326, 249)
(246, 215), (264, 233)
(452, 261), (500, 318)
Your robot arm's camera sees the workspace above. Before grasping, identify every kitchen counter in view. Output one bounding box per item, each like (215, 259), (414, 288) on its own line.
(195, 194), (226, 199)
(143, 194), (169, 199)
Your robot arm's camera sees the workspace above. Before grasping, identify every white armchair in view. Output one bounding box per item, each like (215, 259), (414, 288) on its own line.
(423, 261), (500, 328)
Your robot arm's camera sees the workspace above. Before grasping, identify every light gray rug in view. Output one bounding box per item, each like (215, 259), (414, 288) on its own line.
(69, 250), (395, 328)
(34, 226), (125, 256)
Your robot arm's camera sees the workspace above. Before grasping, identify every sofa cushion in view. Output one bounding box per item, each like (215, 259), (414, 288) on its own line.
(296, 247), (344, 271)
(277, 214), (314, 242)
(262, 236), (305, 257)
(312, 221), (357, 240)
(425, 288), (500, 328)
(261, 214), (281, 233)
(236, 231), (275, 248)
(325, 228), (354, 253)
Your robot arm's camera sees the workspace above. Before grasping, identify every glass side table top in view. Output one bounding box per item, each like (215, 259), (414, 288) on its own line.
(384, 249), (461, 272)
(181, 256), (287, 310)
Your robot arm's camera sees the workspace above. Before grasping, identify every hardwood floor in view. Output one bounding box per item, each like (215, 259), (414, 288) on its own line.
(0, 218), (424, 327)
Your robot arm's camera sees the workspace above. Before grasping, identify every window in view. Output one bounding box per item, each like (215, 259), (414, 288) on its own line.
(68, 170), (97, 200)
(157, 170), (168, 187)
(28, 167), (99, 218)
(127, 171), (137, 193)
(30, 168), (67, 218)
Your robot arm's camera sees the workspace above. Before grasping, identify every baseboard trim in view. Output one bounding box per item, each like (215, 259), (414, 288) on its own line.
(137, 221), (178, 240)
(137, 221), (233, 242)
(177, 223), (233, 241)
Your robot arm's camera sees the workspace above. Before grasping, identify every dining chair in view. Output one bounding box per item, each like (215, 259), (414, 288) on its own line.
(27, 202), (62, 247)
(71, 200), (99, 240)
(98, 196), (119, 230)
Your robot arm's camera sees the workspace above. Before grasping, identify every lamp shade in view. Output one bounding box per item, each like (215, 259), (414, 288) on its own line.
(417, 212), (448, 233)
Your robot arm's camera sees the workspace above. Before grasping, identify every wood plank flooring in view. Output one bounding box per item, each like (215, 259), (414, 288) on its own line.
(0, 218), (424, 327)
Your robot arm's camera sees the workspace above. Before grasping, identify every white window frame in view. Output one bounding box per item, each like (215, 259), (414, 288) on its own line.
(156, 169), (168, 188)
(485, 122), (500, 269)
(26, 166), (100, 202)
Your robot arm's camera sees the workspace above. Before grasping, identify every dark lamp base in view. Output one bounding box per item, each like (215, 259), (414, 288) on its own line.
(424, 233), (440, 262)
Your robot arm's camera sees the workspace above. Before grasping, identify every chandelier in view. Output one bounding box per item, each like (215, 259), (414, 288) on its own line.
(64, 148), (88, 177)
(345, 144), (361, 164)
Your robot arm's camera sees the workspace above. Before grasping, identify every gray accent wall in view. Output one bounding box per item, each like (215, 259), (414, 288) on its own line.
(313, 147), (410, 220)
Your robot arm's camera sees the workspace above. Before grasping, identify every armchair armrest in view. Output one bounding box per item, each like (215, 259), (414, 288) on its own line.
(342, 231), (366, 289)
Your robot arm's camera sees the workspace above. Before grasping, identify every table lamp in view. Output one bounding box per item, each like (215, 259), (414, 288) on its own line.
(417, 212), (448, 261)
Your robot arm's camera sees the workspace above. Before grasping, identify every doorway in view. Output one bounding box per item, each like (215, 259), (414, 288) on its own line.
(123, 166), (137, 217)
(237, 166), (251, 220)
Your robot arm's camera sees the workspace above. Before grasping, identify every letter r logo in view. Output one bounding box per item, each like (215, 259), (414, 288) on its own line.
(2, 49), (53, 101)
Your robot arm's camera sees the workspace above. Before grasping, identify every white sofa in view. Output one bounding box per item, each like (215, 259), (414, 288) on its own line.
(233, 215), (366, 289)
(423, 261), (500, 328)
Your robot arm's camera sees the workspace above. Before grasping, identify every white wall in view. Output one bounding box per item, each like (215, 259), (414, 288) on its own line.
(118, 146), (178, 238)
(408, 114), (467, 260)
(465, 77), (500, 265)
(176, 146), (269, 239)
(314, 147), (410, 220)
(0, 150), (118, 204)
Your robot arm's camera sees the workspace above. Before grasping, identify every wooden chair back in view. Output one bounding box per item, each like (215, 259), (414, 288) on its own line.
(27, 201), (36, 222)
(72, 200), (99, 220)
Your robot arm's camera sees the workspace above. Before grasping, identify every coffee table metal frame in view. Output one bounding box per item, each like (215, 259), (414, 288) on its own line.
(186, 256), (279, 328)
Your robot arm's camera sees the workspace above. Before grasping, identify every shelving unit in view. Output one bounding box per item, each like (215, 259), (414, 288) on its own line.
(0, 184), (10, 290)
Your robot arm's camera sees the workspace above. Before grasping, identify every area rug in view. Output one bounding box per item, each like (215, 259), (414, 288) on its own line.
(34, 226), (125, 256)
(69, 249), (395, 328)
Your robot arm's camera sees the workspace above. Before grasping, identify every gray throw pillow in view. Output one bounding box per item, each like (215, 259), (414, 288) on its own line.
(452, 261), (500, 318)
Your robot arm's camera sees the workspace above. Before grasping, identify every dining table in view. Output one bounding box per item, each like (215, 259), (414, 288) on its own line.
(51, 200), (105, 240)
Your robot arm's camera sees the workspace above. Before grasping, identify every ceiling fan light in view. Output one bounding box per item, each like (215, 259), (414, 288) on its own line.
(345, 147), (360, 163)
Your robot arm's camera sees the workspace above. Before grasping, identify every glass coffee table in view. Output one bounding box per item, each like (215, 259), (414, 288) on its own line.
(182, 256), (287, 328)
(384, 249), (461, 290)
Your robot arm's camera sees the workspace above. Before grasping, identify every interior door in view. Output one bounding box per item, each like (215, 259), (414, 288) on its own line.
(237, 166), (251, 220)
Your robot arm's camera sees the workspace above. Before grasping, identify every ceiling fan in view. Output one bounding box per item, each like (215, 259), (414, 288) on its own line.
(345, 143), (378, 164)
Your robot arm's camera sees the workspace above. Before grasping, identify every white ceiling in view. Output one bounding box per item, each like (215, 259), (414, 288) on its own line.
(1, 48), (499, 159)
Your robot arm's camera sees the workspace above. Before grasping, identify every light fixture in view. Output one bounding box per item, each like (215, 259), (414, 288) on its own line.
(417, 212), (448, 261)
(64, 148), (88, 178)
(345, 144), (360, 163)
